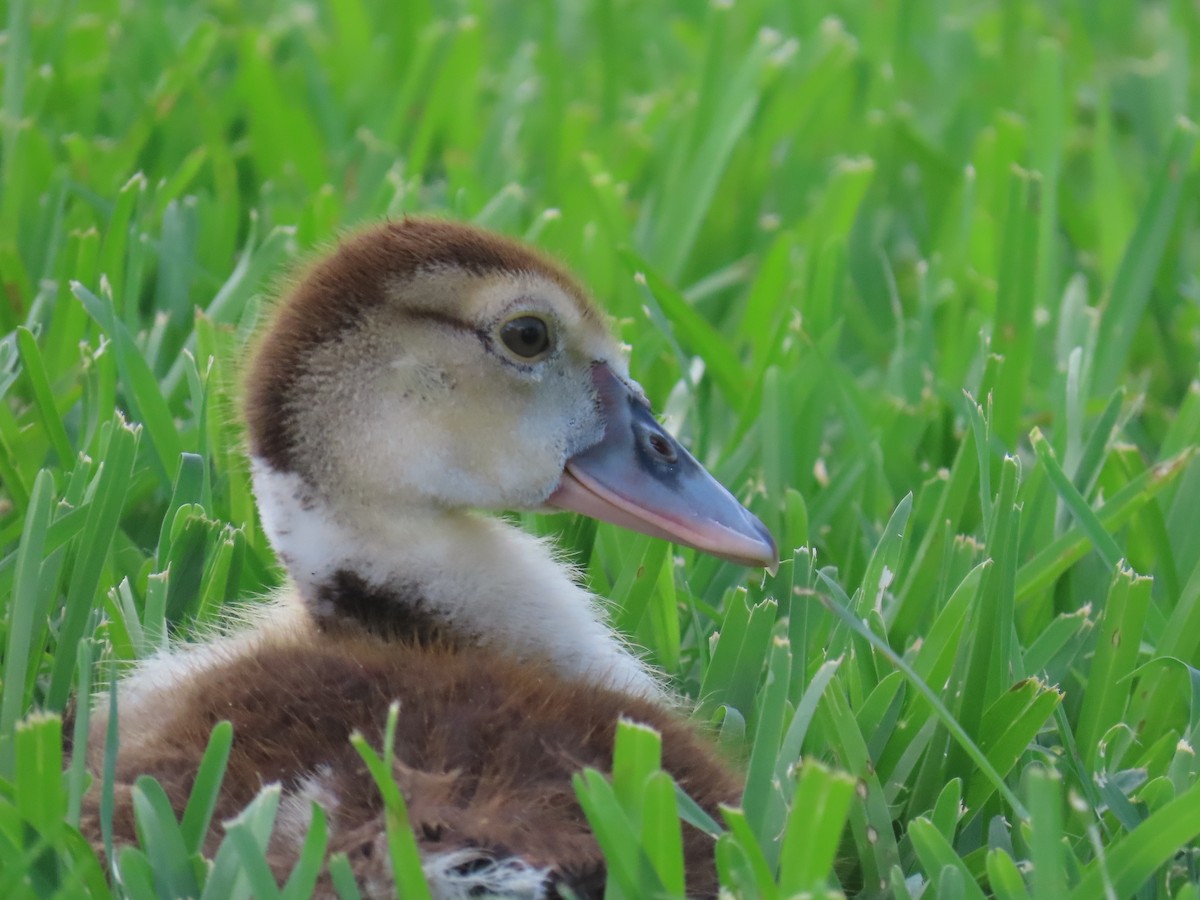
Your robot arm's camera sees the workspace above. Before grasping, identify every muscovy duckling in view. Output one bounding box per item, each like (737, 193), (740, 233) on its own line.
(83, 219), (777, 898)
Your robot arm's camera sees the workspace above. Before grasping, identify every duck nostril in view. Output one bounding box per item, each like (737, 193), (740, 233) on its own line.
(647, 432), (677, 463)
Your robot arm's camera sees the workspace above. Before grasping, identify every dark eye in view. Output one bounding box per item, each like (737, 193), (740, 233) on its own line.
(500, 316), (551, 359)
(647, 432), (677, 463)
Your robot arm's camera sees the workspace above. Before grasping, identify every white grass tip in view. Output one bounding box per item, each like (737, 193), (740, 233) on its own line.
(757, 27), (783, 48)
(813, 457), (830, 487)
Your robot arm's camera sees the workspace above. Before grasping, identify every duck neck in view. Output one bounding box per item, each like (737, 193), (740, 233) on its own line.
(251, 459), (662, 699)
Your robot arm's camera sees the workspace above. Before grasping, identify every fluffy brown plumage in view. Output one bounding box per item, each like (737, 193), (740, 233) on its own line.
(85, 630), (740, 897)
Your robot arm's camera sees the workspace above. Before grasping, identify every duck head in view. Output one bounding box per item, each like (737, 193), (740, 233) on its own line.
(246, 218), (775, 575)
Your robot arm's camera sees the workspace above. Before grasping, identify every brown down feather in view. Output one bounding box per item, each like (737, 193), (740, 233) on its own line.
(82, 631), (741, 898)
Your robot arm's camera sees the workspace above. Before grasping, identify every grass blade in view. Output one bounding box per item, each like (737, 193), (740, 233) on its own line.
(349, 703), (431, 900)
(0, 469), (54, 772)
(1093, 117), (1198, 395)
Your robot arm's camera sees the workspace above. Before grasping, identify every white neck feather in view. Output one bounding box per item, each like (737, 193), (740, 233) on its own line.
(251, 458), (663, 700)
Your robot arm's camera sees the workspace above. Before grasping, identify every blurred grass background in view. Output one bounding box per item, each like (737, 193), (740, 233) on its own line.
(2, 0), (1200, 896)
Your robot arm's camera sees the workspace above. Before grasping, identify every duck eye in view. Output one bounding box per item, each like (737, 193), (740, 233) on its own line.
(647, 432), (677, 463)
(500, 316), (551, 359)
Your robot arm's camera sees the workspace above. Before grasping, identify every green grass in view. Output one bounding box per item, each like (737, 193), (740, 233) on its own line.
(2, 0), (1200, 896)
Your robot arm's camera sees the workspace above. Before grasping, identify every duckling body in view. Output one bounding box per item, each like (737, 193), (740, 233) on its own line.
(93, 616), (741, 896)
(83, 219), (775, 898)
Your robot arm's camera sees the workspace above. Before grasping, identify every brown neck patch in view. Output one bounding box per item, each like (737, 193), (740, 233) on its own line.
(244, 218), (599, 473)
(311, 568), (467, 646)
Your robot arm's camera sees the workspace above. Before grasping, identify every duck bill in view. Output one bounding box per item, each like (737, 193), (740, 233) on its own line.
(548, 364), (778, 572)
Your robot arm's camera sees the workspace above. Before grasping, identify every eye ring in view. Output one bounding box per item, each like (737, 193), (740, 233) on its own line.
(499, 314), (553, 360)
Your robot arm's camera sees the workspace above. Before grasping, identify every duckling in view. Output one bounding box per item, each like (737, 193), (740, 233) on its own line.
(82, 218), (777, 898)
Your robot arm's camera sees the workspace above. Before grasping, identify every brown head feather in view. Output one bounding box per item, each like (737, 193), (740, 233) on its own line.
(245, 217), (601, 473)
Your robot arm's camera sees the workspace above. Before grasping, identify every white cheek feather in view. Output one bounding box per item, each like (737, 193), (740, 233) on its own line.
(251, 458), (666, 701)
(313, 356), (565, 511)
